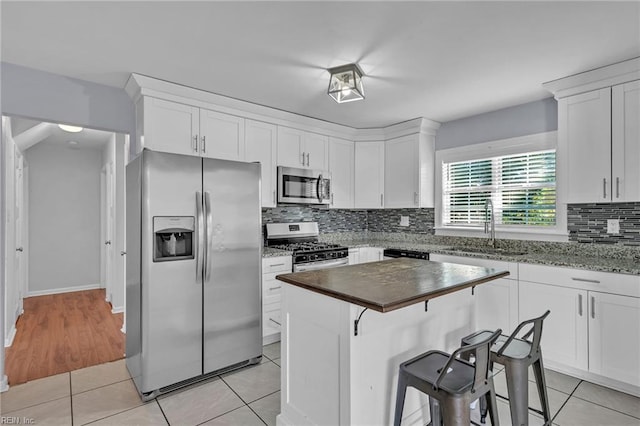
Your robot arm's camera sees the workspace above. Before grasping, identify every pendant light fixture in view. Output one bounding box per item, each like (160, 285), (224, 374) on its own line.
(327, 63), (365, 103)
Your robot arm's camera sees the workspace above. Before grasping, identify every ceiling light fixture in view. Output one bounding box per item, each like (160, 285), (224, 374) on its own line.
(58, 124), (83, 133)
(327, 63), (365, 103)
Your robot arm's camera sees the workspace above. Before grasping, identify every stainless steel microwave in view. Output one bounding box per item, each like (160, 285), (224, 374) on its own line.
(277, 166), (331, 205)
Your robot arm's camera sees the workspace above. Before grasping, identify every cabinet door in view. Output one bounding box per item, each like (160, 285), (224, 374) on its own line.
(559, 88), (612, 203)
(519, 281), (588, 370)
(329, 137), (354, 208)
(589, 291), (640, 387)
(199, 109), (245, 161)
(385, 135), (418, 208)
(612, 81), (640, 202)
(277, 126), (305, 168)
(305, 133), (329, 171)
(475, 278), (519, 334)
(348, 248), (360, 265)
(145, 97), (199, 156)
(354, 142), (385, 209)
(245, 120), (277, 207)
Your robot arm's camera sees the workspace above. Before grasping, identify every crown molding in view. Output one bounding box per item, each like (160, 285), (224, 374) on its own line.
(125, 73), (440, 142)
(543, 57), (640, 99)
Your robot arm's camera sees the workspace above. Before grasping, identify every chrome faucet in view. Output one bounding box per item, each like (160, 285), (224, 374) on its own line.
(484, 199), (496, 248)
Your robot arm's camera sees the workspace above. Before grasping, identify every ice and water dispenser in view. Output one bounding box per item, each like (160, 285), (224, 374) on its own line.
(153, 217), (195, 262)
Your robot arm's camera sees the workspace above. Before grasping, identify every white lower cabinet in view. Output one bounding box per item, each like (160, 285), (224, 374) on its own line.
(358, 247), (383, 263)
(589, 291), (640, 387)
(262, 255), (292, 345)
(519, 263), (640, 390)
(429, 254), (518, 334)
(348, 248), (360, 265)
(519, 281), (589, 370)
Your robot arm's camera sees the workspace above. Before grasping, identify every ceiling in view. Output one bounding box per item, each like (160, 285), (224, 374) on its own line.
(9, 117), (114, 152)
(1, 1), (639, 128)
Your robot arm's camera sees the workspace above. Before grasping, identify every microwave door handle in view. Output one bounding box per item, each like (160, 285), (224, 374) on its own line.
(317, 174), (323, 202)
(196, 192), (204, 281)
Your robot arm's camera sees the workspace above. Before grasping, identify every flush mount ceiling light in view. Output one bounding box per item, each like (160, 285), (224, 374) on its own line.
(327, 63), (365, 103)
(58, 124), (83, 133)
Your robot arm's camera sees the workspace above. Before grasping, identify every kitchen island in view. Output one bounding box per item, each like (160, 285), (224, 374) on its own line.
(275, 258), (509, 426)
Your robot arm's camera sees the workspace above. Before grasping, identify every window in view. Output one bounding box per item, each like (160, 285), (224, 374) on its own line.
(442, 150), (556, 227)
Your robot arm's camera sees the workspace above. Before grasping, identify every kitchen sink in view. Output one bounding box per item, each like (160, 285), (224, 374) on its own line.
(445, 246), (527, 256)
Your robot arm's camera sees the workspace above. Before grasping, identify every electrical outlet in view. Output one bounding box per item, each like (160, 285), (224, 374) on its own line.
(400, 216), (410, 227)
(607, 219), (620, 234)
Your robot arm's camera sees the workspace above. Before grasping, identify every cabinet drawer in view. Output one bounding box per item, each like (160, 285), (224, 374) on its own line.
(263, 273), (282, 304)
(429, 254), (517, 279)
(519, 263), (640, 297)
(263, 304), (282, 334)
(262, 256), (292, 274)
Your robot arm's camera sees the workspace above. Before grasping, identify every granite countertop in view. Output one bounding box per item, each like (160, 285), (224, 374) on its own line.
(275, 258), (510, 312)
(262, 234), (640, 275)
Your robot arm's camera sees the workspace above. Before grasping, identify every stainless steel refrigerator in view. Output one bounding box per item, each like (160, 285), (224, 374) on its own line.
(126, 150), (262, 399)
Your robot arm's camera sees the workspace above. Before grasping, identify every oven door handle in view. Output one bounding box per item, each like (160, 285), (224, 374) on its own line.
(317, 174), (323, 203)
(294, 258), (348, 272)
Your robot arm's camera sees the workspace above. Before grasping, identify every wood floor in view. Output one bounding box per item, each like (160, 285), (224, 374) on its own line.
(5, 289), (124, 385)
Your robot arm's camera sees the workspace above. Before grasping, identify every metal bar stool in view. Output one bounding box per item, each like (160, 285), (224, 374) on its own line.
(394, 329), (502, 426)
(461, 310), (551, 426)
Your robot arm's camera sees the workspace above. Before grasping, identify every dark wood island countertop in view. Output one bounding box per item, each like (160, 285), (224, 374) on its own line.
(276, 258), (510, 313)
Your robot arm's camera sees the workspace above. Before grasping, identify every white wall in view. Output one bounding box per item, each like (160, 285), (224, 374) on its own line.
(26, 144), (102, 294)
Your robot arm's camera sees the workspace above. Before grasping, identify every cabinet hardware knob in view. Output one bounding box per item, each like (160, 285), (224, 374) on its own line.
(105, 240), (112, 245)
(616, 177), (620, 198)
(305, 152), (310, 167)
(120, 251), (127, 256)
(202, 136), (206, 153)
(591, 296), (595, 319)
(273, 190), (276, 204)
(603, 178), (607, 199)
(578, 294), (583, 316)
(331, 193), (334, 205)
(414, 192), (418, 205)
(380, 194), (384, 207)
(269, 286), (281, 291)
(269, 318), (281, 326)
(571, 277), (600, 284)
(301, 152), (305, 166)
(16, 247), (23, 252)
(193, 135), (198, 152)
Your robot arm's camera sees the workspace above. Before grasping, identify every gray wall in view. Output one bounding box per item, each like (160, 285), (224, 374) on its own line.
(26, 144), (102, 293)
(435, 97), (557, 150)
(0, 62), (134, 136)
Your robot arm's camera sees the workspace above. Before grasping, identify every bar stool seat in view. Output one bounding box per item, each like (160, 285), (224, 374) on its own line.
(462, 310), (552, 426)
(394, 329), (502, 426)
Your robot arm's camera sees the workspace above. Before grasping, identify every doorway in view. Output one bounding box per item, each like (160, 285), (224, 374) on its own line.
(2, 116), (128, 385)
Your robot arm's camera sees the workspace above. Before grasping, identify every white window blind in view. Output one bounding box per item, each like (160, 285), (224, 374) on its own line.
(442, 150), (556, 227)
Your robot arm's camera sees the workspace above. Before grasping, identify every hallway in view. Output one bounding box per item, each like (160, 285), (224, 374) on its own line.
(5, 289), (124, 385)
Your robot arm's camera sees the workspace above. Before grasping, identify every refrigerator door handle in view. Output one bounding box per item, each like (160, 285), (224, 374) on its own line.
(204, 191), (213, 281)
(196, 191), (204, 281)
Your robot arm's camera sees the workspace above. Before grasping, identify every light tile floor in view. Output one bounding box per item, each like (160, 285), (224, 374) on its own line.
(1, 342), (639, 426)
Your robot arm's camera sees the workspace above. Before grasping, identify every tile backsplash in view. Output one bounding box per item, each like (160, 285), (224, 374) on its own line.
(568, 203), (640, 246)
(261, 206), (435, 234)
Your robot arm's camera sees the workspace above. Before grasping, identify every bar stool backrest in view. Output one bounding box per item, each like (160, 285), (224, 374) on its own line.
(496, 310), (551, 359)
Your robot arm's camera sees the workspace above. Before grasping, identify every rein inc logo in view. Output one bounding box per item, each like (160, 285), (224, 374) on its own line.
(1, 417), (35, 424)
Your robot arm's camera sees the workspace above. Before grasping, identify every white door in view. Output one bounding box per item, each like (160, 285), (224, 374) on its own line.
(612, 81), (640, 202)
(277, 126), (305, 168)
(145, 97), (199, 156)
(14, 149), (26, 314)
(199, 109), (245, 161)
(329, 137), (354, 208)
(354, 141), (385, 209)
(519, 281), (588, 369)
(559, 88), (612, 203)
(385, 135), (418, 208)
(245, 120), (277, 207)
(101, 163), (115, 302)
(304, 132), (329, 170)
(588, 291), (640, 386)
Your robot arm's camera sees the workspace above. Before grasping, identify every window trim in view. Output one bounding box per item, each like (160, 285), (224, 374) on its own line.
(435, 131), (568, 241)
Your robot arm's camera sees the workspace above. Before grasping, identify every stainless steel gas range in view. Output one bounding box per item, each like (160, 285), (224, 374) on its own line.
(265, 222), (349, 272)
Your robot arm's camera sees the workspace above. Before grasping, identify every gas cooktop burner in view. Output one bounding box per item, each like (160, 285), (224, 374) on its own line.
(271, 242), (345, 253)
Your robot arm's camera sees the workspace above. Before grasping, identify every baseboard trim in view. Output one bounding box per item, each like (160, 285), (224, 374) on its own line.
(27, 283), (101, 297)
(4, 325), (17, 348)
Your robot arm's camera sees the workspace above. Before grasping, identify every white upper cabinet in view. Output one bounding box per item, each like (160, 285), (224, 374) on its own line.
(245, 119), (277, 208)
(329, 137), (354, 209)
(277, 126), (329, 170)
(545, 59), (640, 203)
(141, 97), (245, 161)
(354, 141), (384, 209)
(559, 88), (612, 203)
(384, 133), (435, 208)
(199, 109), (245, 161)
(612, 81), (640, 201)
(144, 97), (199, 156)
